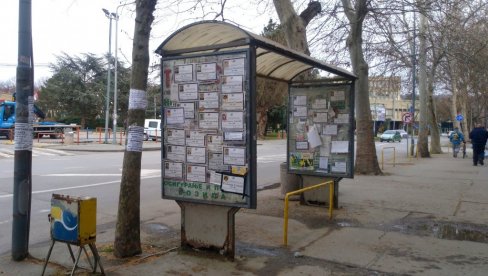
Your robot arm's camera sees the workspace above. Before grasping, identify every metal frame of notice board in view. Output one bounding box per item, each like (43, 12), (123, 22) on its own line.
(160, 49), (257, 209)
(287, 80), (355, 178)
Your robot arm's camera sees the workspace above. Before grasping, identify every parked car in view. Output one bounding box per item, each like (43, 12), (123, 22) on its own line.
(380, 130), (402, 142)
(394, 129), (408, 138)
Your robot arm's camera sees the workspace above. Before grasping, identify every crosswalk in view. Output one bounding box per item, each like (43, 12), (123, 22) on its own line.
(0, 148), (74, 158)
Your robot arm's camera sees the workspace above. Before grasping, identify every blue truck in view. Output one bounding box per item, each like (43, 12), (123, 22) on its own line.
(0, 100), (71, 139)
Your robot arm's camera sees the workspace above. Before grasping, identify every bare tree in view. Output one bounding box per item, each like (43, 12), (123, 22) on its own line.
(114, 0), (157, 258)
(341, 0), (382, 174)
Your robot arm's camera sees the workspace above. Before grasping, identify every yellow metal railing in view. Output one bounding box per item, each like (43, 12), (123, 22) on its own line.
(381, 146), (396, 170)
(283, 180), (334, 246)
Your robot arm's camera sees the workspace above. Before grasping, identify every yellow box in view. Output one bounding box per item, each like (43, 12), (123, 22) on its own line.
(50, 194), (97, 245)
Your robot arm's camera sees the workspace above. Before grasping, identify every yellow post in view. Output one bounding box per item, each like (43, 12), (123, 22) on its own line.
(283, 180), (334, 246)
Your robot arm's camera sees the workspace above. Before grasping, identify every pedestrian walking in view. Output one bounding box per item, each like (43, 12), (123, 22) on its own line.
(469, 123), (488, 166)
(449, 127), (465, 158)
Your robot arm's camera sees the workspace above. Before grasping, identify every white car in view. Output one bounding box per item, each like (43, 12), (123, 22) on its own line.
(393, 129), (408, 138)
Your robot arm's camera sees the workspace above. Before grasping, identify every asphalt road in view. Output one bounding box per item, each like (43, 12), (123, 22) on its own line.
(0, 140), (286, 255)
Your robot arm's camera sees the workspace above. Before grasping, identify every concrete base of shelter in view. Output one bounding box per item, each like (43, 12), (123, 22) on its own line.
(301, 175), (339, 208)
(177, 201), (240, 259)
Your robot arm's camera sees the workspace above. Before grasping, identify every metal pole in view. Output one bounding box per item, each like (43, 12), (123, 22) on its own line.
(12, 0), (33, 261)
(112, 2), (133, 144)
(410, 11), (417, 157)
(103, 9), (113, 143)
(112, 13), (119, 144)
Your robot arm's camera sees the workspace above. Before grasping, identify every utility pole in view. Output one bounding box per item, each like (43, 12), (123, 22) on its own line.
(12, 0), (33, 261)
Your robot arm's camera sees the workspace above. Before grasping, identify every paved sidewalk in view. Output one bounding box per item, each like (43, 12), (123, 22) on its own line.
(1, 147), (488, 275)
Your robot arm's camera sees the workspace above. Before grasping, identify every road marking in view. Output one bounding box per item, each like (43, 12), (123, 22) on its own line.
(0, 148), (73, 158)
(0, 174), (160, 199)
(257, 154), (286, 163)
(41, 174), (121, 177)
(40, 169), (160, 177)
(0, 220), (9, 225)
(36, 148), (75, 156)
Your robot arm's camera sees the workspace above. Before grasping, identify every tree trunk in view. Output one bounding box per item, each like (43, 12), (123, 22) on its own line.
(417, 10), (430, 158)
(272, 0), (314, 55)
(114, 0), (156, 258)
(342, 0), (382, 175)
(257, 108), (268, 139)
(428, 92), (442, 153)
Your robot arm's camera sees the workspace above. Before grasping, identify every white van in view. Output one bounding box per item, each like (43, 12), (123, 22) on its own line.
(144, 119), (162, 141)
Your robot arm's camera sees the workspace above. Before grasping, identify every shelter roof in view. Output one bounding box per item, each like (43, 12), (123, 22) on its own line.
(155, 21), (355, 82)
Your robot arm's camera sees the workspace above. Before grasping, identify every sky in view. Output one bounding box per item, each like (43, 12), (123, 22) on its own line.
(0, 0), (274, 84)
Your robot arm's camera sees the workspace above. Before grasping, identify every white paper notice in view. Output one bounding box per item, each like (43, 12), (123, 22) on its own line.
(331, 90), (345, 101)
(196, 63), (217, 80)
(223, 58), (245, 75)
(178, 102), (196, 119)
(126, 125), (144, 152)
(178, 83), (198, 101)
(223, 147), (246, 165)
(199, 112), (219, 129)
(221, 111), (244, 130)
(323, 125), (338, 135)
(186, 131), (206, 147)
(331, 161), (347, 173)
(221, 93), (244, 110)
(164, 161), (183, 179)
(293, 106), (307, 117)
(166, 145), (186, 162)
(208, 170), (223, 185)
(207, 135), (223, 152)
(221, 75), (243, 93)
(186, 147), (206, 164)
(165, 108), (185, 125)
(307, 125), (322, 149)
(293, 95), (307, 106)
(319, 157), (329, 170)
(320, 136), (332, 157)
(208, 152), (229, 171)
(128, 89), (147, 110)
(312, 112), (328, 123)
(331, 141), (349, 153)
(166, 129), (186, 145)
(312, 98), (328, 109)
(224, 132), (244, 141)
(334, 113), (349, 124)
(186, 165), (207, 182)
(14, 123), (33, 151)
(296, 141), (308, 150)
(199, 92), (219, 109)
(221, 175), (245, 194)
(174, 64), (193, 82)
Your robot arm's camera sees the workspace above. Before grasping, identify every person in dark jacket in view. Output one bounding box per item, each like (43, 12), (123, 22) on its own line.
(469, 123), (488, 166)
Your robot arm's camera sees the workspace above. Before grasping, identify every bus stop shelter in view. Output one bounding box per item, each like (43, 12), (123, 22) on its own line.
(156, 20), (356, 258)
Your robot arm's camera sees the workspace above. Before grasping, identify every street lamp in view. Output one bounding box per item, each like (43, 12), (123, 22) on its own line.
(102, 8), (117, 143)
(112, 2), (134, 144)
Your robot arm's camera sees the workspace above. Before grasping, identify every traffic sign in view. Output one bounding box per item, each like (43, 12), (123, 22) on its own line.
(402, 112), (413, 123)
(456, 114), (464, 121)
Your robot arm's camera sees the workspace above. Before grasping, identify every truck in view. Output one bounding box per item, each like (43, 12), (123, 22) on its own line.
(144, 119), (162, 141)
(0, 100), (74, 139)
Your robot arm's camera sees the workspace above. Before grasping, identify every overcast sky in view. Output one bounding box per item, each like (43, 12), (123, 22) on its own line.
(0, 0), (274, 83)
